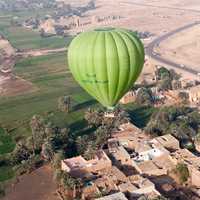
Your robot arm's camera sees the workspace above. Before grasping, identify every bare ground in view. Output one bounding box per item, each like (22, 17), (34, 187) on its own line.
(0, 76), (37, 97)
(156, 25), (200, 72)
(3, 165), (59, 200)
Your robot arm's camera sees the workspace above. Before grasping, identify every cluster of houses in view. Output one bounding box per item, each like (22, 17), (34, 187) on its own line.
(120, 75), (200, 107)
(61, 122), (200, 199)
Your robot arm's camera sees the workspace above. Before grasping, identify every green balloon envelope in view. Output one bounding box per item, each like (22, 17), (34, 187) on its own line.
(68, 27), (145, 108)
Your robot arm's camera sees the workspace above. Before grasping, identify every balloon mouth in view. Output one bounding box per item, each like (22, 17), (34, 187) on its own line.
(94, 27), (115, 32)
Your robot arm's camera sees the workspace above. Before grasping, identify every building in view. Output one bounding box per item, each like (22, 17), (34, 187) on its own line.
(61, 150), (112, 178)
(151, 134), (180, 151)
(194, 140), (200, 153)
(39, 18), (56, 34)
(120, 91), (136, 104)
(171, 149), (200, 187)
(130, 140), (174, 176)
(111, 123), (149, 149)
(132, 154), (174, 176)
(187, 85), (200, 103)
(118, 175), (160, 198)
(108, 140), (131, 165)
(95, 192), (128, 200)
(82, 166), (127, 199)
(134, 141), (170, 162)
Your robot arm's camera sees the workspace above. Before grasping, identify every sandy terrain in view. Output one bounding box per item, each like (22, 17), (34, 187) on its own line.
(63, 0), (200, 81)
(156, 25), (200, 72)
(68, 0), (200, 36)
(3, 165), (59, 200)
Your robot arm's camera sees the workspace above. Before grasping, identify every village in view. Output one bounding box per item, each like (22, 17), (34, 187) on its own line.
(57, 66), (200, 199)
(60, 117), (200, 199)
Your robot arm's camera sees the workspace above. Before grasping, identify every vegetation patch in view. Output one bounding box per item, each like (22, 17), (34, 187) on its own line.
(0, 165), (14, 182)
(145, 106), (200, 150)
(0, 128), (15, 155)
(0, 13), (72, 50)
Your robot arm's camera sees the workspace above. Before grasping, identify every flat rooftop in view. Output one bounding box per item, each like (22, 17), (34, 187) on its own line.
(62, 150), (111, 170)
(95, 192), (128, 200)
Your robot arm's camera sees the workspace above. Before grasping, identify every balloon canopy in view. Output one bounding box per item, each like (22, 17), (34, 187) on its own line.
(68, 27), (145, 109)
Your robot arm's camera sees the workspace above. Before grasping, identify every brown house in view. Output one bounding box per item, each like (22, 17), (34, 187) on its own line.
(171, 149), (200, 187)
(61, 150), (112, 178)
(120, 91), (136, 104)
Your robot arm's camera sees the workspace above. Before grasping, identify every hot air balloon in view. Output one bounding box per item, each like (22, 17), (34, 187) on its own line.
(68, 28), (145, 109)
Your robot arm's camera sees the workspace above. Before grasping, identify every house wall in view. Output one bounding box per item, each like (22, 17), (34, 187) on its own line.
(61, 161), (71, 172)
(131, 186), (159, 197)
(136, 148), (164, 162)
(190, 167), (200, 187)
(189, 91), (200, 103)
(120, 92), (136, 104)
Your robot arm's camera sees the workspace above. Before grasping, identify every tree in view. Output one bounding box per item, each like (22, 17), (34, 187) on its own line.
(25, 136), (34, 152)
(84, 108), (104, 127)
(178, 91), (189, 104)
(0, 183), (5, 198)
(155, 67), (170, 80)
(136, 87), (154, 106)
(41, 140), (54, 161)
(174, 163), (190, 184)
(83, 142), (97, 160)
(51, 128), (69, 150)
(58, 96), (71, 112)
(158, 77), (172, 91)
(30, 115), (46, 151)
(61, 172), (82, 190)
(11, 141), (32, 165)
(145, 106), (200, 145)
(52, 151), (64, 170)
(169, 69), (180, 80)
(76, 135), (91, 155)
(14, 155), (42, 175)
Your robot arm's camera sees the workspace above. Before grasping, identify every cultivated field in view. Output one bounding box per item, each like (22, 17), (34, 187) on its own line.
(0, 52), (91, 129)
(0, 15), (71, 50)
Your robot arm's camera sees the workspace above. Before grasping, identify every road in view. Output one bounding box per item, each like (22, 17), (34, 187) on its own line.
(123, 1), (200, 13)
(16, 47), (67, 57)
(146, 21), (200, 76)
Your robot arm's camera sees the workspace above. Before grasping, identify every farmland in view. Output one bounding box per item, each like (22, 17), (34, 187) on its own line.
(0, 13), (72, 50)
(0, 52), (93, 130)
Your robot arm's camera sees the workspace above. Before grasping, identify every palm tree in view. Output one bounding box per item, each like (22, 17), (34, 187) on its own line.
(58, 96), (71, 113)
(41, 139), (54, 161)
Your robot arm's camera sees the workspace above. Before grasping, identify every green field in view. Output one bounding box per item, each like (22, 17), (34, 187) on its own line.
(0, 128), (15, 155)
(0, 165), (14, 182)
(0, 12), (72, 50)
(0, 129), (15, 182)
(0, 52), (93, 131)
